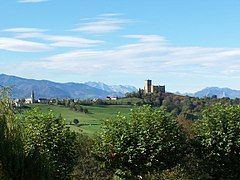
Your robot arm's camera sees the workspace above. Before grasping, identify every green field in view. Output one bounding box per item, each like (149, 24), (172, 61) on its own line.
(28, 104), (132, 135)
(107, 97), (143, 105)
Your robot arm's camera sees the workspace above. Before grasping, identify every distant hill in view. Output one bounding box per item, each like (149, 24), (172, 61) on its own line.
(187, 87), (240, 99)
(0, 74), (137, 99)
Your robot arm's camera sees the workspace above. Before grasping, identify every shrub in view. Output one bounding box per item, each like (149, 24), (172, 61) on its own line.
(0, 96), (25, 179)
(73, 134), (113, 180)
(74, 118), (79, 125)
(94, 106), (187, 178)
(21, 109), (78, 179)
(194, 104), (240, 179)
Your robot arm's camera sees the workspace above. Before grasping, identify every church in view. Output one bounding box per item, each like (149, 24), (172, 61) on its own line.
(25, 90), (35, 104)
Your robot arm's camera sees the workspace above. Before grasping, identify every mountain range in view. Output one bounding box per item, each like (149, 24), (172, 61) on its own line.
(1, 74), (240, 99)
(176, 87), (240, 99)
(0, 74), (137, 99)
(188, 87), (240, 99)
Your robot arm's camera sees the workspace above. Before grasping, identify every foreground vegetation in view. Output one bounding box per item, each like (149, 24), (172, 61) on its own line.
(93, 105), (240, 179)
(1, 89), (240, 179)
(0, 98), (78, 179)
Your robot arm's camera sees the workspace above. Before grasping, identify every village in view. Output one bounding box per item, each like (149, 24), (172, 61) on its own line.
(13, 79), (166, 107)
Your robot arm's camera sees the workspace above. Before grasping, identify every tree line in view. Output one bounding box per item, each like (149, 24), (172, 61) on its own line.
(126, 89), (240, 121)
(48, 99), (89, 114)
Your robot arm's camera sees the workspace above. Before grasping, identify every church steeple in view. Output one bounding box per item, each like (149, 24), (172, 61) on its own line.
(31, 90), (35, 103)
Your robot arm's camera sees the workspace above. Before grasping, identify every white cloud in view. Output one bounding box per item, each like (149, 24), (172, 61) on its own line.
(24, 35), (240, 77)
(18, 0), (48, 3)
(3, 27), (47, 33)
(72, 14), (130, 34)
(3, 31), (240, 85)
(0, 37), (52, 52)
(99, 13), (123, 17)
(45, 35), (103, 48)
(124, 34), (167, 43)
(3, 27), (103, 48)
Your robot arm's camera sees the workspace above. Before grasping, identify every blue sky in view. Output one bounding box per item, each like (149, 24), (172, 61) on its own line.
(1, 0), (240, 92)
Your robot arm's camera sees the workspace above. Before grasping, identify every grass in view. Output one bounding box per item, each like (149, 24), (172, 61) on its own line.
(28, 104), (132, 136)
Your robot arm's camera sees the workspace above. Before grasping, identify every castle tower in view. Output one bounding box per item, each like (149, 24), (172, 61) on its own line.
(31, 90), (35, 104)
(144, 80), (152, 94)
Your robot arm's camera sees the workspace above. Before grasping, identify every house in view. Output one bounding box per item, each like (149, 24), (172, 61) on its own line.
(25, 98), (34, 104)
(13, 99), (23, 107)
(37, 98), (48, 104)
(92, 98), (100, 102)
(106, 96), (118, 100)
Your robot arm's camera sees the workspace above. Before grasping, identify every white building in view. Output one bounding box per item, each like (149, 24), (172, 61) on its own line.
(13, 99), (23, 107)
(106, 96), (118, 100)
(25, 91), (35, 104)
(37, 98), (48, 103)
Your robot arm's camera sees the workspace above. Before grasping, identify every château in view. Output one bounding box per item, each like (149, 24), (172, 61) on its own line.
(144, 79), (165, 94)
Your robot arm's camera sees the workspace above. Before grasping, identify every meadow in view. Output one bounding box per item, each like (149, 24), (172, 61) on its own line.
(28, 104), (132, 135)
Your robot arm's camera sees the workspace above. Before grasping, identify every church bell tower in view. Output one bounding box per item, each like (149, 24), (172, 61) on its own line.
(31, 90), (35, 104)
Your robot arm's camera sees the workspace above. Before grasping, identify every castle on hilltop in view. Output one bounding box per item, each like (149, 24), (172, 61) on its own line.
(144, 80), (165, 94)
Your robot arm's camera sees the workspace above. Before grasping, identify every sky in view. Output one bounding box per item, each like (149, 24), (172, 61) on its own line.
(1, 0), (240, 93)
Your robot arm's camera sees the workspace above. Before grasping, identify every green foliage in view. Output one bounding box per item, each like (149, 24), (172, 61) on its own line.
(112, 97), (144, 106)
(94, 106), (187, 178)
(194, 104), (240, 179)
(125, 89), (143, 99)
(127, 89), (240, 121)
(0, 89), (78, 179)
(73, 134), (113, 180)
(3, 86), (240, 179)
(21, 109), (78, 179)
(0, 95), (25, 179)
(74, 118), (79, 125)
(48, 98), (89, 113)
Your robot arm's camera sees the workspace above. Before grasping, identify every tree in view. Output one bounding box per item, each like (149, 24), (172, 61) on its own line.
(74, 118), (79, 125)
(83, 108), (89, 114)
(94, 106), (187, 178)
(75, 104), (83, 112)
(194, 104), (240, 179)
(69, 101), (75, 109)
(21, 109), (78, 179)
(0, 88), (79, 179)
(73, 134), (113, 180)
(0, 93), (25, 179)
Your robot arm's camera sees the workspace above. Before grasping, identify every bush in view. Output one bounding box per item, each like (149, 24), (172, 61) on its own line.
(73, 134), (113, 180)
(0, 96), (25, 179)
(21, 109), (78, 179)
(94, 106), (187, 178)
(194, 104), (240, 179)
(74, 118), (79, 125)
